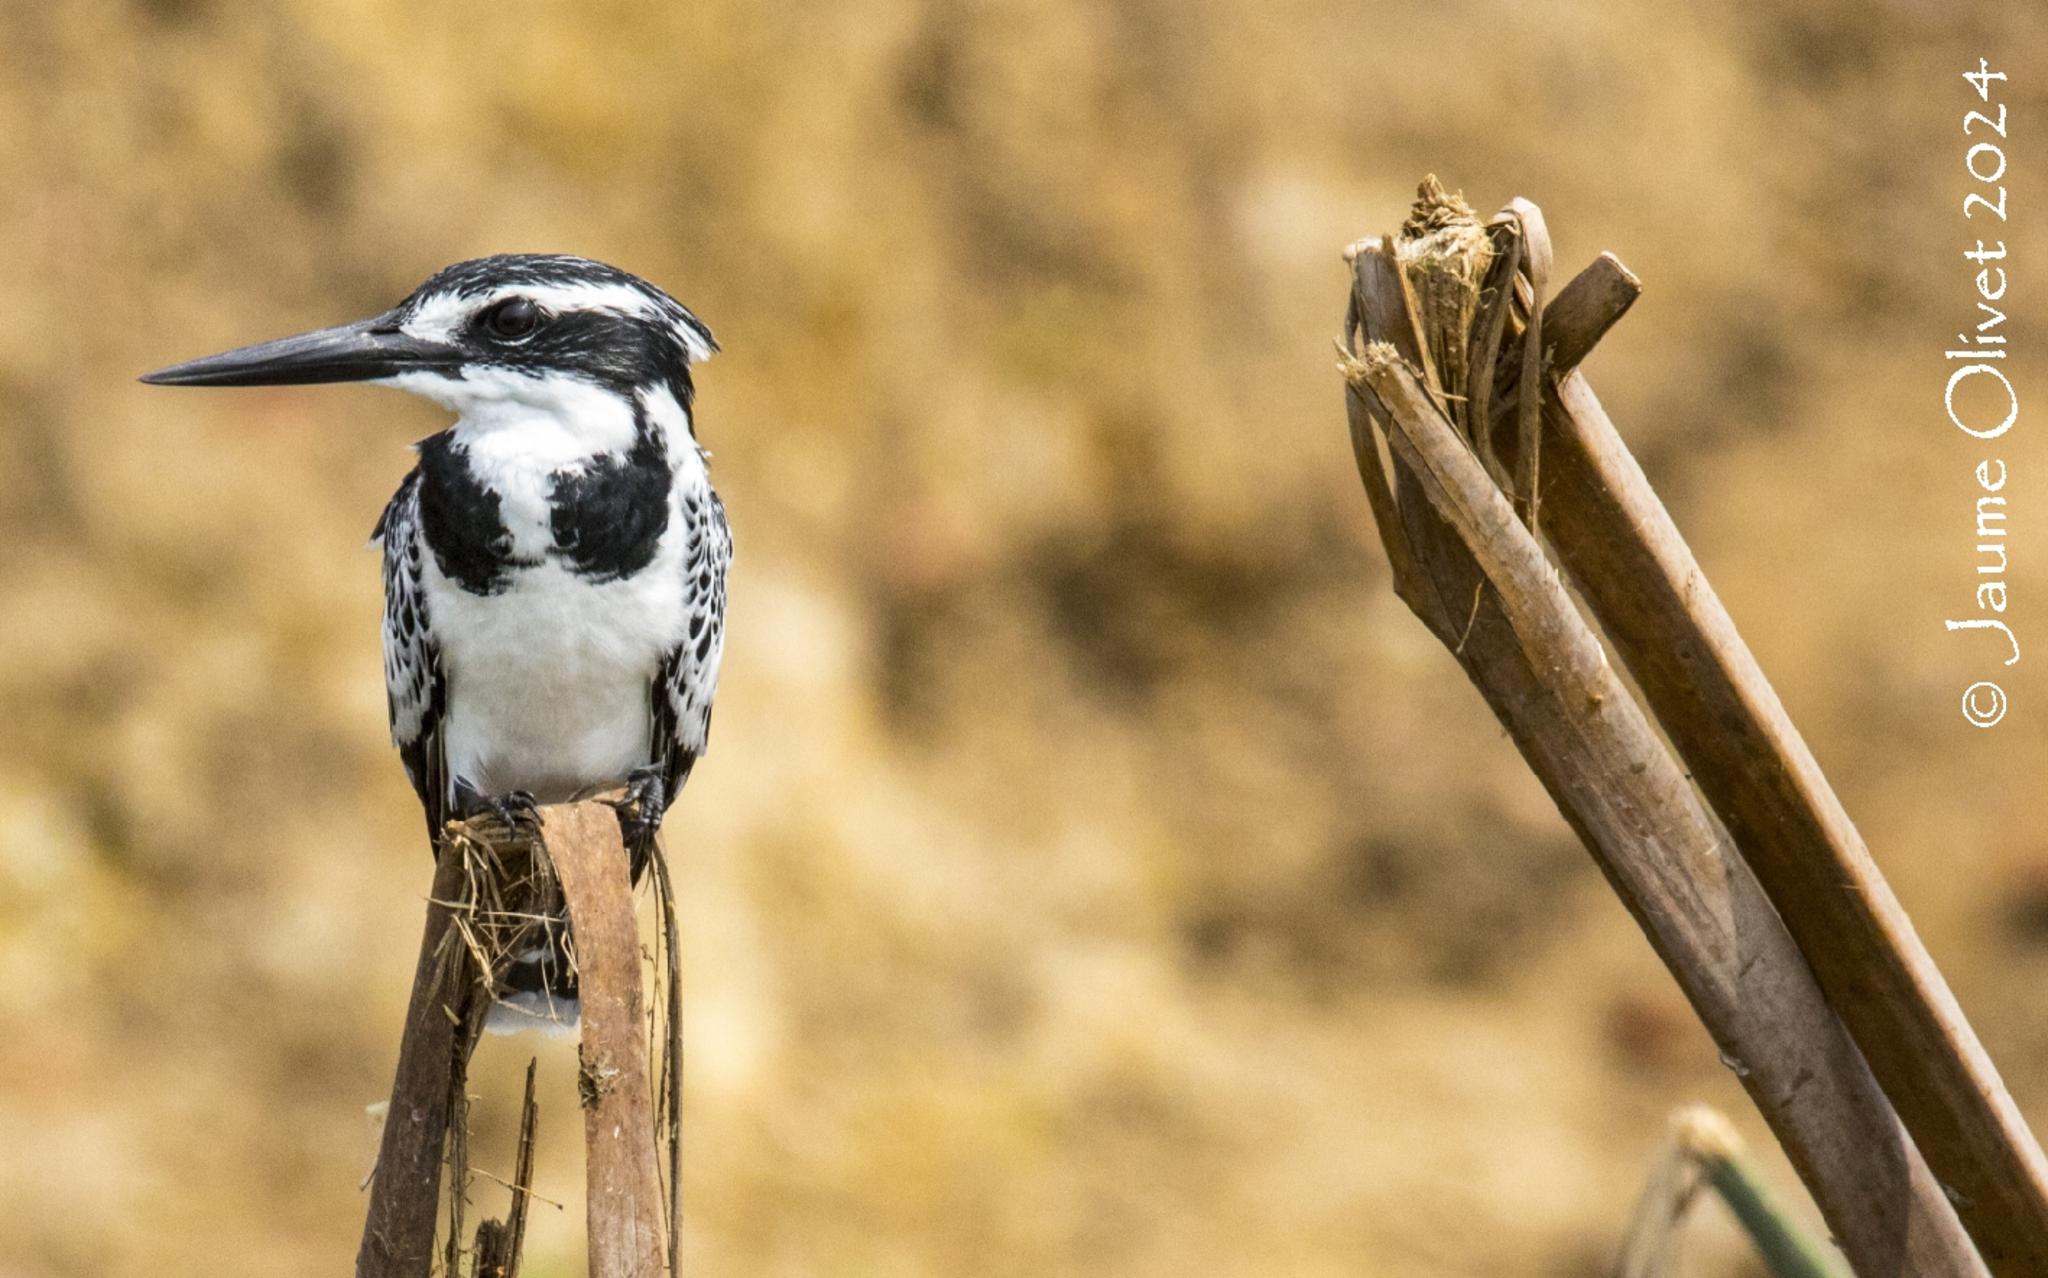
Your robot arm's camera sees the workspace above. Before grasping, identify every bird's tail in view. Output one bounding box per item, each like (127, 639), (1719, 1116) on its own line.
(484, 912), (580, 1037)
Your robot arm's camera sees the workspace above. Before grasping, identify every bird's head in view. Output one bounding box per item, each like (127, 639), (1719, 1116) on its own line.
(141, 254), (717, 428)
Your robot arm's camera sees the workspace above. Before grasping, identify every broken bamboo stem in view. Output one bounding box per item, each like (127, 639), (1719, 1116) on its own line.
(358, 834), (485, 1278)
(1342, 203), (1986, 1274)
(1486, 252), (2048, 1273)
(545, 802), (667, 1278)
(358, 799), (671, 1278)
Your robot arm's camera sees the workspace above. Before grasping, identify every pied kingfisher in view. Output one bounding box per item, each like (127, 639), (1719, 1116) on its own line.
(143, 255), (731, 1034)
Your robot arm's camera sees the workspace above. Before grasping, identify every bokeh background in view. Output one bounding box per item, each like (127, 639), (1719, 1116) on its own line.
(3, 2), (2046, 1274)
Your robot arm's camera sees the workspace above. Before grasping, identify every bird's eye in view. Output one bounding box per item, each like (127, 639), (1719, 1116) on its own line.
(481, 296), (542, 340)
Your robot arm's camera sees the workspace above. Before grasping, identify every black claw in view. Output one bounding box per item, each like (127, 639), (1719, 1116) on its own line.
(605, 766), (666, 877)
(454, 778), (543, 838)
(504, 789), (540, 822)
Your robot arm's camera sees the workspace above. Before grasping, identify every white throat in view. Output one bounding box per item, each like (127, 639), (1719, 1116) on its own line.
(387, 367), (642, 466)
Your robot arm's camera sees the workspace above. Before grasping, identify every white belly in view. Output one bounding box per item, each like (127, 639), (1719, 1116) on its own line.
(427, 550), (685, 802)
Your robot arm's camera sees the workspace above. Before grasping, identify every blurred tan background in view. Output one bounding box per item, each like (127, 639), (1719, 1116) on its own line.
(3, 1), (2046, 1274)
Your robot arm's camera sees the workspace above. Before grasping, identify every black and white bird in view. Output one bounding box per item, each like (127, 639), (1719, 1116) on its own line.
(143, 255), (730, 1034)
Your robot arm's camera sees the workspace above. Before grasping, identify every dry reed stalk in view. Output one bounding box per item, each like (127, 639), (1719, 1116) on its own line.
(1394, 175), (1491, 436)
(1477, 249), (2048, 1272)
(357, 832), (484, 1278)
(1339, 178), (1990, 1276)
(544, 801), (667, 1277)
(648, 841), (685, 1275)
(359, 798), (673, 1278)
(470, 1057), (543, 1278)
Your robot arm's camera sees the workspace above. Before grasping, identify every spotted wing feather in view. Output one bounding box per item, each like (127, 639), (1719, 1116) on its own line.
(375, 470), (448, 838)
(650, 481), (730, 807)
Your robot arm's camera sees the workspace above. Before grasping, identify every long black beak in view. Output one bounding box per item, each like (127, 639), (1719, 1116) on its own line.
(140, 312), (460, 387)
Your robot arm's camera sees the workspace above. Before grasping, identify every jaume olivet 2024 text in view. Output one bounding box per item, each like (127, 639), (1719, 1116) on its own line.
(1946, 59), (2016, 729)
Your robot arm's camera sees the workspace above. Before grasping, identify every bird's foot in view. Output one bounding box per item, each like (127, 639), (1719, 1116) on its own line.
(453, 778), (543, 841)
(604, 766), (666, 875)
